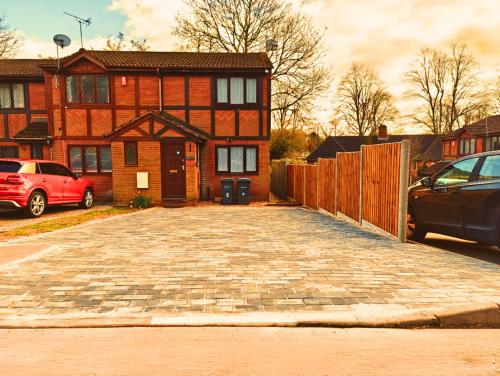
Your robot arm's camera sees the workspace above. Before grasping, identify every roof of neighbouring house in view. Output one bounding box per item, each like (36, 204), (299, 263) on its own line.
(0, 59), (52, 78)
(12, 118), (49, 141)
(39, 49), (273, 71)
(307, 134), (443, 163)
(443, 115), (500, 138)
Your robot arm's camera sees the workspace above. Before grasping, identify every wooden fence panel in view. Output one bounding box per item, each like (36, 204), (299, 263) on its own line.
(270, 160), (287, 199)
(294, 165), (306, 204)
(287, 164), (296, 199)
(304, 165), (319, 210)
(318, 158), (336, 215)
(336, 152), (360, 222)
(362, 142), (406, 238)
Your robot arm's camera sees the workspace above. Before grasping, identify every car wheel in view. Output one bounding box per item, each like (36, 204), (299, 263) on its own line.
(25, 191), (46, 218)
(407, 210), (427, 242)
(79, 189), (94, 209)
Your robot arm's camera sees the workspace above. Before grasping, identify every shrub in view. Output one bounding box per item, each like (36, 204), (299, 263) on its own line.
(130, 194), (153, 209)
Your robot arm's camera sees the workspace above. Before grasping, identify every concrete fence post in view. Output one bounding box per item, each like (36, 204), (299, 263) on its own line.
(359, 147), (364, 225)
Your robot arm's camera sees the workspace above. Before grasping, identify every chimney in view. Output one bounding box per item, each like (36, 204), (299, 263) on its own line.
(378, 124), (388, 140)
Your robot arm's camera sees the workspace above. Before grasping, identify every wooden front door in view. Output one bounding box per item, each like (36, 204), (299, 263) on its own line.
(161, 142), (186, 200)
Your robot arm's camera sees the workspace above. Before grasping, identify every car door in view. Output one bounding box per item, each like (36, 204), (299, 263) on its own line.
(412, 157), (479, 237)
(461, 154), (500, 243)
(38, 163), (65, 204)
(51, 163), (83, 203)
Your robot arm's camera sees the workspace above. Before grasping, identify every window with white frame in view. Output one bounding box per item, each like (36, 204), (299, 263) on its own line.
(216, 146), (258, 173)
(216, 77), (257, 105)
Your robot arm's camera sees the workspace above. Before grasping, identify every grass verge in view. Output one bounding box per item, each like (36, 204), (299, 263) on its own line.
(0, 207), (136, 240)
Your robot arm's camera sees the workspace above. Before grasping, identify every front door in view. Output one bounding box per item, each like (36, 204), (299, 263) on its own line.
(161, 142), (186, 200)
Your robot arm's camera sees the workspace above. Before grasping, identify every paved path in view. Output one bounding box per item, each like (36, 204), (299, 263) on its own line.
(0, 327), (498, 375)
(0, 206), (498, 318)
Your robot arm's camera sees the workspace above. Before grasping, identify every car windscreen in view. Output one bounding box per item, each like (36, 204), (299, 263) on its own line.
(0, 161), (22, 173)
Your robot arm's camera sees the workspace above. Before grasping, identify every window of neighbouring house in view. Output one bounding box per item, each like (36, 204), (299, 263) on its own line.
(30, 144), (43, 159)
(68, 145), (112, 173)
(486, 136), (500, 151)
(124, 141), (138, 166)
(460, 138), (476, 155)
(216, 77), (258, 105)
(0, 146), (19, 158)
(216, 146), (258, 173)
(66, 75), (110, 104)
(0, 83), (24, 109)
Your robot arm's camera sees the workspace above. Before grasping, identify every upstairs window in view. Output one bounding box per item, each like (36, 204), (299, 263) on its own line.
(0, 83), (25, 108)
(66, 75), (110, 104)
(216, 77), (257, 105)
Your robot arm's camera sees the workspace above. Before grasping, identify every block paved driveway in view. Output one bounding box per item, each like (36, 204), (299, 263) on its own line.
(0, 206), (498, 317)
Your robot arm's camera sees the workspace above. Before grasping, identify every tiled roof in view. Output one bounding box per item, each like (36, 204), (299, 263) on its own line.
(307, 134), (443, 163)
(41, 49), (273, 71)
(0, 59), (51, 77)
(443, 115), (500, 138)
(12, 119), (48, 140)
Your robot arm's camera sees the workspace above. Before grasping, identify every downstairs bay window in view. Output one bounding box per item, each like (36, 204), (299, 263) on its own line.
(216, 146), (258, 174)
(69, 145), (112, 173)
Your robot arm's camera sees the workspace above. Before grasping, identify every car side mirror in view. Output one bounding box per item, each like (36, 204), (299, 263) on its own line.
(421, 176), (432, 188)
(74, 172), (81, 179)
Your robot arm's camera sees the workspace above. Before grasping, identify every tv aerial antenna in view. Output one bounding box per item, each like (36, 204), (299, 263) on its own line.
(63, 12), (91, 48)
(53, 34), (71, 88)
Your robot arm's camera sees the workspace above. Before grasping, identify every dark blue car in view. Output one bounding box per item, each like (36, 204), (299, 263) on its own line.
(407, 151), (500, 245)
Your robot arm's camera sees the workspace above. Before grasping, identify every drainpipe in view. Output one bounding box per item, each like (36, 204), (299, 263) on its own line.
(157, 67), (162, 112)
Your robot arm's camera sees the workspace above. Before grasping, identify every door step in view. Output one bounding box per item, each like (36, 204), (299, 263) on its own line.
(162, 199), (187, 208)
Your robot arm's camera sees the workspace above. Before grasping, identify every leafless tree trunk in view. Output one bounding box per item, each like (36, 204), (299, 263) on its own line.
(405, 44), (479, 134)
(0, 13), (20, 58)
(335, 63), (397, 136)
(174, 0), (331, 129)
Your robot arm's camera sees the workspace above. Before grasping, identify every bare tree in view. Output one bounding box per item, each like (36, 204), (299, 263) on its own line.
(104, 32), (150, 51)
(405, 44), (480, 134)
(320, 117), (345, 138)
(174, 0), (330, 129)
(335, 63), (397, 136)
(0, 13), (20, 58)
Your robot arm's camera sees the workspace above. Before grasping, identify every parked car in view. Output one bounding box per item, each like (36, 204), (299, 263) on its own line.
(0, 159), (95, 217)
(407, 151), (500, 246)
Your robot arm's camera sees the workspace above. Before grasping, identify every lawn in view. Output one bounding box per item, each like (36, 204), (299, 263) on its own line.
(0, 208), (136, 240)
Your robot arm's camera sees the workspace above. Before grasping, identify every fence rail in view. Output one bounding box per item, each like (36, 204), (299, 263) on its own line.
(270, 141), (410, 242)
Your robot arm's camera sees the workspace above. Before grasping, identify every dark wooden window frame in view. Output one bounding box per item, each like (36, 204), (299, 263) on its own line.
(215, 145), (259, 174)
(68, 145), (112, 174)
(65, 74), (110, 104)
(0, 146), (19, 158)
(459, 137), (477, 156)
(215, 76), (258, 107)
(0, 82), (25, 109)
(124, 141), (138, 166)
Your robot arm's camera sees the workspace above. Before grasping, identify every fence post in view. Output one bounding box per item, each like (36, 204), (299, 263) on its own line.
(334, 158), (338, 216)
(359, 147), (364, 225)
(317, 158), (321, 210)
(397, 140), (410, 242)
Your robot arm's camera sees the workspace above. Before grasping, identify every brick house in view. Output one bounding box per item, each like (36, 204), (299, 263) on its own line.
(307, 125), (443, 180)
(0, 49), (272, 205)
(442, 115), (500, 160)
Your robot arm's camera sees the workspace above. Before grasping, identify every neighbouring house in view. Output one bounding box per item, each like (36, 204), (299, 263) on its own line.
(0, 48), (272, 205)
(442, 115), (500, 161)
(306, 125), (443, 179)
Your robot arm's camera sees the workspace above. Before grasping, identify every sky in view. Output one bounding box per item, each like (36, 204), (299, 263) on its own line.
(3, 0), (499, 133)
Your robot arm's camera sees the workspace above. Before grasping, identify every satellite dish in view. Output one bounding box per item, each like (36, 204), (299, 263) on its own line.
(53, 34), (71, 48)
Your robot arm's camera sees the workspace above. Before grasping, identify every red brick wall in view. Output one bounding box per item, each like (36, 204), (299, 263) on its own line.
(51, 139), (113, 201)
(7, 114), (27, 138)
(114, 76), (136, 106)
(239, 110), (259, 136)
(28, 82), (47, 110)
(90, 109), (113, 136)
(139, 76), (159, 106)
(200, 140), (269, 201)
(215, 111), (235, 136)
(189, 77), (210, 106)
(65, 109), (87, 136)
(163, 76), (185, 106)
(189, 110), (211, 134)
(111, 141), (162, 206)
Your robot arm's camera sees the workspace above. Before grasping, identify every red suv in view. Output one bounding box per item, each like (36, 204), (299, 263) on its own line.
(0, 159), (95, 217)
